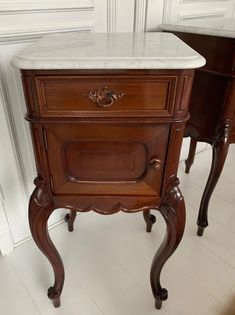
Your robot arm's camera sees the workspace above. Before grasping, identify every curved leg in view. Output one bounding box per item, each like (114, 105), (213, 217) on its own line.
(150, 179), (186, 309)
(143, 210), (156, 233)
(185, 138), (197, 174)
(65, 211), (77, 232)
(197, 120), (231, 236)
(29, 177), (65, 307)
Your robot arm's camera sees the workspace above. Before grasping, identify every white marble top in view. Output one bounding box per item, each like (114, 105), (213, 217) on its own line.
(160, 18), (235, 39)
(11, 32), (205, 70)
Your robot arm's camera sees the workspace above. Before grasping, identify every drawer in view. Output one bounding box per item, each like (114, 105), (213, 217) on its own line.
(44, 123), (169, 197)
(35, 75), (177, 117)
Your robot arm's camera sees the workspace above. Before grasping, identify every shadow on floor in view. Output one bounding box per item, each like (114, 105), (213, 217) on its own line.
(218, 295), (235, 315)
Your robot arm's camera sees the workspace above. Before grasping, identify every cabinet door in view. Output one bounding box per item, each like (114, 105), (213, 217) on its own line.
(45, 123), (169, 197)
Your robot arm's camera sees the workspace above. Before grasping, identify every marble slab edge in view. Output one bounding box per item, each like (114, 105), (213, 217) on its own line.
(11, 56), (206, 70)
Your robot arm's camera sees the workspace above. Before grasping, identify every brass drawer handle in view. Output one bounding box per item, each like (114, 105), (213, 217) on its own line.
(84, 86), (124, 108)
(150, 156), (161, 170)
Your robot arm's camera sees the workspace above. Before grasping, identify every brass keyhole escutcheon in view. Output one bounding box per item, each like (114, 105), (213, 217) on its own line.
(150, 156), (161, 170)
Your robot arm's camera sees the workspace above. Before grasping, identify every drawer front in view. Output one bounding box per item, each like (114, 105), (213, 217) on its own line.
(45, 124), (169, 196)
(36, 75), (177, 117)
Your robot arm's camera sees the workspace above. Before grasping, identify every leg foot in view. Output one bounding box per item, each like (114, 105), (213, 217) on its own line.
(53, 298), (61, 308)
(48, 287), (61, 308)
(143, 210), (156, 233)
(155, 299), (162, 310)
(155, 288), (168, 309)
(150, 180), (185, 309)
(185, 138), (197, 174)
(197, 226), (205, 237)
(197, 121), (230, 236)
(64, 211), (77, 232)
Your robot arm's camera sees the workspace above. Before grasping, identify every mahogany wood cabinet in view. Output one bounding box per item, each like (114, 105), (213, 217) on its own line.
(13, 32), (205, 310)
(165, 31), (235, 236)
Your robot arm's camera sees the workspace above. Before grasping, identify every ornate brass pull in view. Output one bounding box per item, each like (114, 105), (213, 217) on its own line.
(150, 156), (161, 170)
(84, 86), (124, 108)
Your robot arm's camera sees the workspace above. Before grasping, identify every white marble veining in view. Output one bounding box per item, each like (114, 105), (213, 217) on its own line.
(160, 18), (235, 39)
(11, 32), (205, 70)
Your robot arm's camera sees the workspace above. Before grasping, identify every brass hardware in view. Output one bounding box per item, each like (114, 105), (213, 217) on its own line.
(150, 156), (161, 170)
(84, 86), (124, 108)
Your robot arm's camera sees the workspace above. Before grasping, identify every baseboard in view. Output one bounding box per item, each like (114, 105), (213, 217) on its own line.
(0, 233), (14, 256)
(10, 212), (82, 251)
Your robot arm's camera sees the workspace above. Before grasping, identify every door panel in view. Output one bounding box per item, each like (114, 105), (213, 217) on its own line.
(45, 123), (170, 197)
(65, 140), (146, 182)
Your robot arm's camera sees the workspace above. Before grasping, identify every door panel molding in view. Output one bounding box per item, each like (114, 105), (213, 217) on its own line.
(107, 0), (117, 32)
(134, 0), (148, 32)
(0, 0), (94, 14)
(163, 0), (232, 23)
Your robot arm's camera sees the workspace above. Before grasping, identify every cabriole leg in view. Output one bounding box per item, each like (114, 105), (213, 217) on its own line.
(150, 180), (185, 309)
(197, 121), (230, 236)
(29, 177), (65, 308)
(185, 137), (197, 174)
(143, 210), (156, 233)
(65, 211), (77, 232)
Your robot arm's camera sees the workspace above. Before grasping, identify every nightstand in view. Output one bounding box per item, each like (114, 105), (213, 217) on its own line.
(12, 32), (205, 309)
(160, 18), (235, 236)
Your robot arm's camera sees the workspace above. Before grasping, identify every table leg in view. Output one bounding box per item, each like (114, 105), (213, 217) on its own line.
(29, 177), (65, 307)
(197, 120), (231, 236)
(143, 210), (156, 232)
(150, 179), (185, 309)
(65, 211), (77, 232)
(185, 138), (197, 174)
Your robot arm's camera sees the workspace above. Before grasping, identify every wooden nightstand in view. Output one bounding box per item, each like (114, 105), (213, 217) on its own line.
(160, 18), (235, 236)
(12, 32), (205, 310)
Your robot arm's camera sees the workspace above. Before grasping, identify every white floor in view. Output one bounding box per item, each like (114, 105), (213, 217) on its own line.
(1, 146), (235, 315)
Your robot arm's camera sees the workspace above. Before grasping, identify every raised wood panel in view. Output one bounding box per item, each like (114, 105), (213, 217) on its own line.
(65, 141), (146, 181)
(162, 123), (185, 193)
(45, 123), (169, 196)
